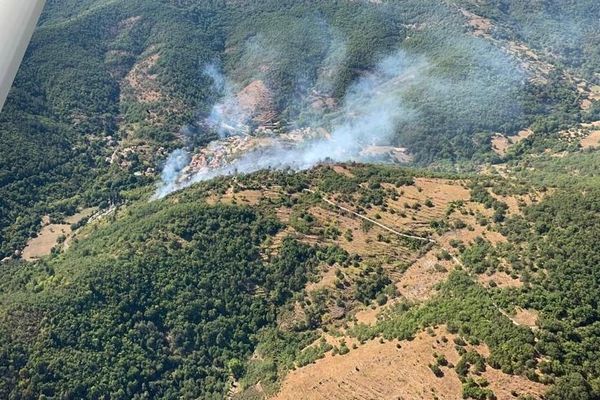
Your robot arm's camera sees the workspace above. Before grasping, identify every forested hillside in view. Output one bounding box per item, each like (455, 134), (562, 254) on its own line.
(2, 160), (600, 399)
(2, 0), (599, 259)
(1, 0), (599, 399)
(0, 199), (314, 398)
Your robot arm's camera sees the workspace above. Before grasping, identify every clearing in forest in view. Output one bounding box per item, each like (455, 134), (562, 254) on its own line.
(21, 209), (96, 261)
(581, 129), (600, 149)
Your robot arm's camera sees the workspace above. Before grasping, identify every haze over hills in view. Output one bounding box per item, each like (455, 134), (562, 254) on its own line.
(0, 0), (599, 399)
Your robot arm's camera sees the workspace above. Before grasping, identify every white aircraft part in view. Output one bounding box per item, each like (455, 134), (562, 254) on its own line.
(0, 0), (46, 111)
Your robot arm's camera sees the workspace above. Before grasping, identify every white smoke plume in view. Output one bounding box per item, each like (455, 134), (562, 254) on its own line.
(315, 32), (348, 95)
(153, 8), (528, 200)
(154, 50), (427, 198)
(155, 149), (191, 199)
(203, 63), (251, 137)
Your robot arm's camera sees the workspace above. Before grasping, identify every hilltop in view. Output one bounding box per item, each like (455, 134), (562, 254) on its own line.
(2, 161), (600, 399)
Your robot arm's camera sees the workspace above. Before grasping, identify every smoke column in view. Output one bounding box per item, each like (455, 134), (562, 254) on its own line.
(154, 8), (529, 200)
(203, 63), (252, 137)
(154, 50), (427, 198)
(155, 149), (191, 199)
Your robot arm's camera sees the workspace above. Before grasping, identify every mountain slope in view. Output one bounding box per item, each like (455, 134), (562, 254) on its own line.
(2, 0), (598, 259)
(1, 161), (599, 399)
(0, 1), (600, 399)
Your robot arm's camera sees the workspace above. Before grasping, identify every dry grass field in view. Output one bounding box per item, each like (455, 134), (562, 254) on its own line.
(272, 327), (546, 400)
(22, 209), (96, 261)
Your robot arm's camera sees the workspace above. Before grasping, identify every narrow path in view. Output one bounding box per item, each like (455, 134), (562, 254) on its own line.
(305, 189), (435, 244)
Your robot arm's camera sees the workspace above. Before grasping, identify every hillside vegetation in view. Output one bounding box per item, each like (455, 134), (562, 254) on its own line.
(2, 0), (599, 258)
(0, 0), (599, 399)
(0, 161), (598, 399)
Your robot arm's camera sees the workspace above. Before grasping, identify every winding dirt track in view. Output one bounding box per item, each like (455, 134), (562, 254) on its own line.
(308, 189), (525, 328)
(305, 189), (435, 244)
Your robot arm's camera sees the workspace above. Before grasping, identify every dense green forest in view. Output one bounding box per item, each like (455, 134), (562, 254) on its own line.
(0, 199), (318, 398)
(0, 166), (400, 399)
(457, 0), (600, 81)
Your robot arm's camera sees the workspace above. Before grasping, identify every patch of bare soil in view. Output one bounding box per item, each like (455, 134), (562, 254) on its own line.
(375, 178), (470, 235)
(410, 178), (471, 207)
(65, 208), (96, 225)
(581, 99), (593, 110)
(396, 249), (455, 302)
(514, 129), (533, 142)
(478, 271), (523, 289)
(491, 134), (511, 156)
(123, 53), (162, 103)
(275, 206), (293, 224)
(482, 368), (545, 400)
(274, 337), (463, 400)
(592, 86), (600, 101)
(223, 189), (271, 205)
(581, 121), (600, 128)
(579, 84), (600, 110)
(492, 130), (532, 156)
(208, 187), (281, 206)
(22, 223), (70, 261)
(461, 9), (494, 37)
(236, 80), (276, 126)
(332, 165), (355, 178)
(512, 308), (539, 328)
(581, 129), (600, 149)
(118, 50), (186, 133)
(22, 209), (96, 260)
(204, 193), (220, 206)
(306, 205), (418, 267)
(271, 327), (546, 400)
(354, 306), (380, 326)
(306, 267), (338, 292)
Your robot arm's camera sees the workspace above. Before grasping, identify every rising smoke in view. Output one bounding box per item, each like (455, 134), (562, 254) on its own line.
(154, 15), (526, 199)
(204, 63), (251, 138)
(154, 50), (427, 198)
(156, 149), (191, 198)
